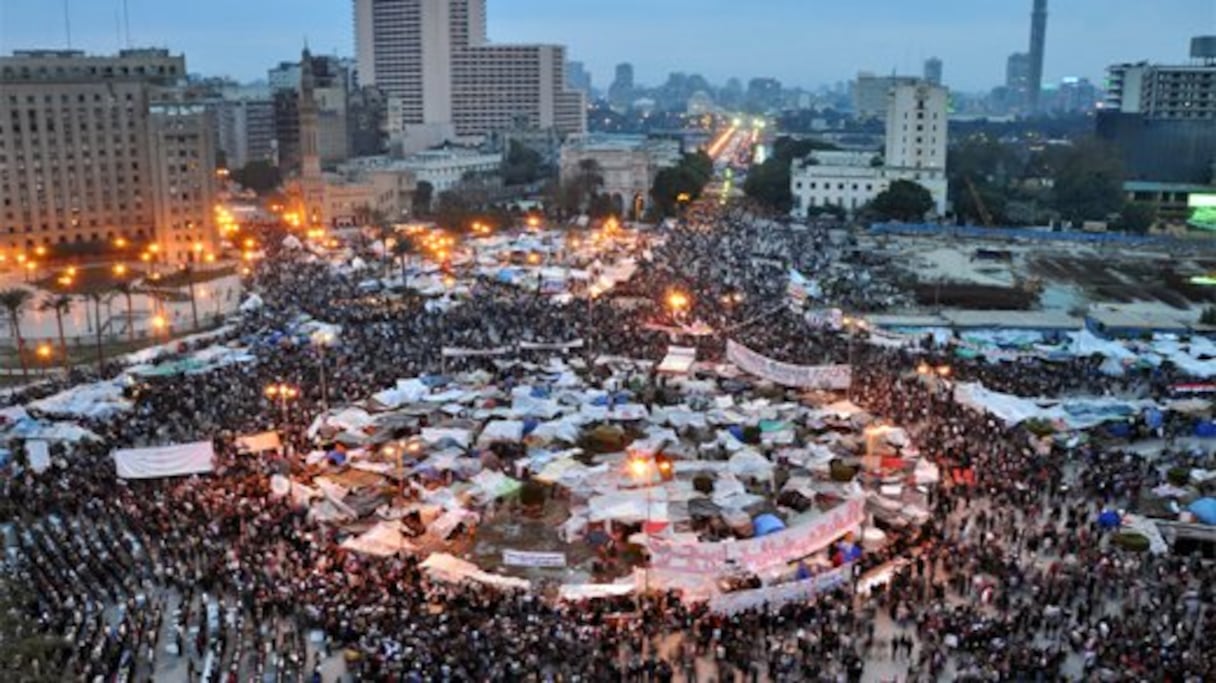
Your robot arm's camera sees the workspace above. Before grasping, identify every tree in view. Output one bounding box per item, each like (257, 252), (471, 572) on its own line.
(743, 136), (839, 211)
(1116, 202), (1157, 234)
(0, 288), (34, 379)
(391, 235), (414, 283)
(650, 151), (715, 217)
(39, 295), (72, 371)
(1051, 138), (1125, 223)
(113, 281), (136, 342)
(871, 180), (934, 222)
(412, 181), (434, 215)
(231, 160), (282, 195)
(84, 290), (108, 375)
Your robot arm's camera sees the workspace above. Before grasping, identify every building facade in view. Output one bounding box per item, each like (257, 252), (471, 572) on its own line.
(1099, 38), (1216, 184)
(923, 58), (943, 86)
(214, 98), (275, 169)
(354, 0), (584, 149)
(792, 82), (948, 218)
(0, 48), (217, 262)
(852, 73), (921, 121)
(559, 134), (681, 217)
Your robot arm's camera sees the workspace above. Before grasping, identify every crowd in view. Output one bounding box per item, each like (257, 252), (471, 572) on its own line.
(0, 199), (1213, 682)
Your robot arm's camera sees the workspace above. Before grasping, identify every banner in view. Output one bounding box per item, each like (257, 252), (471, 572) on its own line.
(502, 549), (568, 568)
(805, 308), (844, 330)
(236, 431), (281, 453)
(519, 339), (585, 352)
(442, 346), (512, 358)
(708, 566), (849, 615)
(657, 346), (697, 374)
(726, 340), (852, 390)
(650, 497), (865, 576)
(113, 441), (216, 479)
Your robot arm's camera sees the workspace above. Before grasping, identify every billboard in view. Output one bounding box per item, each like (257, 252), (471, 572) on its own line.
(1190, 193), (1216, 231)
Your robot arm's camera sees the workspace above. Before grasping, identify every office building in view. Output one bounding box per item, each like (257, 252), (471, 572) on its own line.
(341, 147), (501, 199)
(1098, 37), (1216, 184)
(923, 57), (943, 86)
(792, 82), (948, 218)
(567, 61), (592, 96)
(609, 62), (634, 108)
(852, 72), (922, 121)
(746, 77), (783, 113)
(0, 48), (217, 262)
(353, 0), (584, 150)
(214, 98), (275, 170)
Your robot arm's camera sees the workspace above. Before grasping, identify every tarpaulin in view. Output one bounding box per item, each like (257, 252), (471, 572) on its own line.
(726, 340), (851, 390)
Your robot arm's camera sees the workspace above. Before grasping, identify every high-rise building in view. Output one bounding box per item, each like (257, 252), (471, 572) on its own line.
(214, 98), (276, 169)
(1004, 52), (1032, 112)
(853, 72), (922, 121)
(297, 49), (326, 227)
(791, 81), (948, 218)
(353, 0), (584, 148)
(1098, 37), (1216, 184)
(746, 77), (782, 113)
(923, 57), (943, 86)
(609, 62), (634, 108)
(566, 61), (592, 96)
(0, 48), (217, 262)
(1027, 0), (1048, 112)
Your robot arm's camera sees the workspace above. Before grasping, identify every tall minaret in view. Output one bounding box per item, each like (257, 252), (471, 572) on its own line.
(298, 47), (325, 227)
(1028, 0), (1048, 112)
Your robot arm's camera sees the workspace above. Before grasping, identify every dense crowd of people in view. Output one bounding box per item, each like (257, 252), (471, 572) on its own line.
(0, 199), (1213, 682)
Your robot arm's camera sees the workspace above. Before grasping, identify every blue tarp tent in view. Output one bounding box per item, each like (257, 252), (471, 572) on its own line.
(1195, 421), (1216, 438)
(752, 513), (786, 537)
(326, 451), (347, 466)
(1189, 498), (1216, 525)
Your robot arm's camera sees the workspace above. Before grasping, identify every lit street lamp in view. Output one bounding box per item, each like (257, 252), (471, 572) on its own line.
(311, 330), (336, 411)
(264, 382), (300, 427)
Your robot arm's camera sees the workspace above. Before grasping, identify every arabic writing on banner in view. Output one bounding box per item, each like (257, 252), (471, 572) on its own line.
(650, 497), (865, 576)
(708, 566), (850, 615)
(726, 340), (852, 390)
(502, 549), (568, 568)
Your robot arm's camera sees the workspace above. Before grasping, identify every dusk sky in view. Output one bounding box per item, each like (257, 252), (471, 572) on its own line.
(1, 0), (1212, 92)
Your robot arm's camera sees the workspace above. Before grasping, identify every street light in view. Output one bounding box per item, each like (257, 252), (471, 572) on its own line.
(264, 382), (300, 427)
(667, 291), (690, 322)
(310, 330), (336, 411)
(35, 343), (52, 375)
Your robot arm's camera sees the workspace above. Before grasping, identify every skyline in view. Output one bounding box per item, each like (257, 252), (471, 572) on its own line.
(0, 0), (1211, 93)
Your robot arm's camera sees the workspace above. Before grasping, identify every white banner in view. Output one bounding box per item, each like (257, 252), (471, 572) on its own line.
(113, 441), (215, 479)
(726, 340), (852, 390)
(236, 431), (281, 453)
(708, 566), (849, 615)
(502, 549), (568, 568)
(518, 339), (585, 352)
(805, 308), (844, 330)
(650, 497), (865, 576)
(442, 346), (513, 358)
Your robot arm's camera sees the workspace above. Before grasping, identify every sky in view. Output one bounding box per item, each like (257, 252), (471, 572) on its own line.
(1, 0), (1212, 93)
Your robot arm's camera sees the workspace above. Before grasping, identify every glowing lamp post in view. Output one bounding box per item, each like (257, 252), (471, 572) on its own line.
(264, 382), (299, 427)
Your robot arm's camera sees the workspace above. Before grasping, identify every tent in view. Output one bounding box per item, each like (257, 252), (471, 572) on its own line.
(1189, 498), (1216, 525)
(752, 513), (786, 537)
(1097, 509), (1122, 530)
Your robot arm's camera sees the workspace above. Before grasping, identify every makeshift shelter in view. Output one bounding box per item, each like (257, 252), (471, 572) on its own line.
(1189, 498), (1216, 525)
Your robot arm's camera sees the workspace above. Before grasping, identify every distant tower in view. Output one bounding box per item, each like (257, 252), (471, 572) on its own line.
(923, 57), (943, 86)
(298, 48), (326, 227)
(1028, 0), (1048, 112)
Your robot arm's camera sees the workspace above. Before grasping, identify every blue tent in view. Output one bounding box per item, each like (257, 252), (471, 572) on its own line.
(752, 514), (786, 537)
(326, 451), (347, 467)
(1195, 421), (1216, 438)
(522, 418), (540, 436)
(1097, 510), (1122, 530)
(1144, 408), (1164, 430)
(1189, 498), (1216, 525)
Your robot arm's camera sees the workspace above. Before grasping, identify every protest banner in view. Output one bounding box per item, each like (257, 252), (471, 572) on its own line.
(502, 549), (568, 568)
(726, 340), (852, 390)
(708, 566), (850, 615)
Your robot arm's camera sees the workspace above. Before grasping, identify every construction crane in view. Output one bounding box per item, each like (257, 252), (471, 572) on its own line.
(964, 176), (994, 228)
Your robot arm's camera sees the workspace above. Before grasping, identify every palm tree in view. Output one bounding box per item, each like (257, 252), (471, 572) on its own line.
(181, 265), (200, 331)
(0, 288), (34, 379)
(39, 295), (72, 371)
(113, 282), (136, 342)
(84, 289), (112, 375)
(391, 235), (414, 284)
